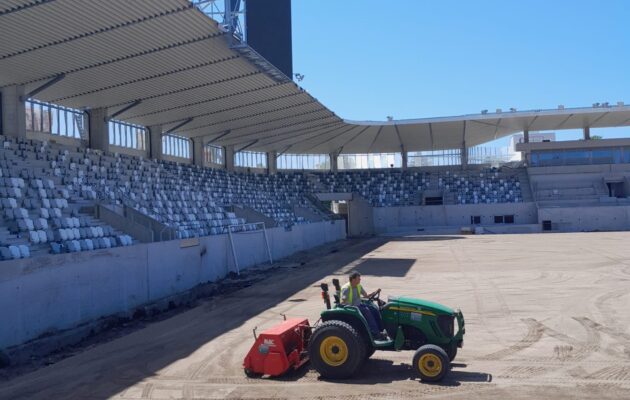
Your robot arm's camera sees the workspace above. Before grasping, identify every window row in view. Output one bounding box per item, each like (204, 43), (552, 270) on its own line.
(530, 147), (630, 167)
(235, 150), (267, 168)
(338, 153), (402, 169)
(162, 134), (191, 159)
(25, 99), (86, 139)
(204, 144), (224, 165)
(277, 154), (329, 170)
(109, 120), (147, 151)
(408, 149), (460, 167)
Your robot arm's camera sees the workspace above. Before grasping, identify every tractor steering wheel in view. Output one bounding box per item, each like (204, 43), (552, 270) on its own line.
(367, 289), (381, 302)
(367, 289), (385, 308)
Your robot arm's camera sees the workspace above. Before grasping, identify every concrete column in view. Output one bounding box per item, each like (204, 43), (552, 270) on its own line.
(523, 129), (530, 143)
(1, 85), (26, 138)
(225, 145), (235, 171)
(583, 126), (590, 140)
(267, 151), (277, 174)
(401, 149), (408, 170)
(460, 141), (468, 170)
(330, 152), (338, 172)
(147, 125), (162, 160)
(192, 137), (204, 167)
(88, 108), (109, 153)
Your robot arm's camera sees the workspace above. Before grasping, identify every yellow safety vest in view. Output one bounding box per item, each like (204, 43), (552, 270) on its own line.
(341, 282), (362, 304)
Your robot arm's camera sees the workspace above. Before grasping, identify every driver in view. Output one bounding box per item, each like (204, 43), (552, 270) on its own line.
(341, 272), (387, 340)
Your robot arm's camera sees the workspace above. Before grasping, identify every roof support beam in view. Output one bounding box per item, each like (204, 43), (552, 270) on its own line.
(336, 126), (371, 154)
(1, 4), (194, 61)
(205, 129), (233, 144)
(49, 54), (239, 103)
(300, 124), (358, 153)
(367, 126), (382, 153)
(236, 139), (259, 153)
(124, 80), (287, 119)
(20, 73), (65, 101)
(108, 100), (141, 120)
(158, 97), (314, 130)
(394, 124), (404, 153)
(165, 118), (194, 134)
(275, 145), (292, 159)
(256, 121), (345, 149)
(428, 123), (434, 150)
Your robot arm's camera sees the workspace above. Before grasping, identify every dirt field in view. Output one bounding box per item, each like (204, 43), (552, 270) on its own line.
(2, 231), (630, 399)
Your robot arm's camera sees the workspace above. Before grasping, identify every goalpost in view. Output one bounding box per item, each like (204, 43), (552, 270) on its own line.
(227, 222), (273, 275)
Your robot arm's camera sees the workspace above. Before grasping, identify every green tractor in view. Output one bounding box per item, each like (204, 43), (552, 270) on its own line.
(308, 279), (465, 381)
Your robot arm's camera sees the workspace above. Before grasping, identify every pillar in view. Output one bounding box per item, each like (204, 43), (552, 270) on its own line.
(330, 152), (338, 172)
(460, 141), (468, 170)
(401, 148), (408, 170)
(225, 145), (235, 171)
(1, 85), (26, 138)
(88, 108), (109, 153)
(192, 137), (204, 167)
(523, 129), (530, 143)
(267, 151), (277, 174)
(147, 124), (162, 160)
(583, 126), (590, 140)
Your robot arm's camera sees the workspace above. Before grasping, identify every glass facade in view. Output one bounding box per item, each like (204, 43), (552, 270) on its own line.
(235, 150), (267, 168)
(530, 147), (630, 167)
(109, 120), (147, 151)
(338, 153), (402, 169)
(162, 134), (191, 159)
(278, 153), (330, 170)
(407, 149), (460, 167)
(204, 144), (224, 165)
(25, 99), (86, 139)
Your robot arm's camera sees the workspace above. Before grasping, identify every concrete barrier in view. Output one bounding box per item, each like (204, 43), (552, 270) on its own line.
(0, 220), (345, 350)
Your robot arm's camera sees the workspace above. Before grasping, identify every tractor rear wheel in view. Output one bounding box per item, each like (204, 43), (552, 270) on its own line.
(308, 320), (364, 379)
(412, 344), (450, 382)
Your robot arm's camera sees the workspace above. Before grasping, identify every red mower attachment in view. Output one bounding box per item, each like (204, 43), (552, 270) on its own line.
(243, 318), (311, 377)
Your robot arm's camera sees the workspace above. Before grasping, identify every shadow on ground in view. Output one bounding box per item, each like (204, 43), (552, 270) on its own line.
(0, 237), (393, 400)
(351, 258), (415, 277)
(317, 358), (491, 386)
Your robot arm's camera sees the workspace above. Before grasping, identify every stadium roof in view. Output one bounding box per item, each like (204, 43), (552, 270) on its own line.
(1, 0), (630, 154)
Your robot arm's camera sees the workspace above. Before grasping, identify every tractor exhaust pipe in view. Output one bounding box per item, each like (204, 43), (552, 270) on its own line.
(320, 283), (331, 310)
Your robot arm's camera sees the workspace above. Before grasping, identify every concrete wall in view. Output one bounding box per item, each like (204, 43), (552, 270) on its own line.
(109, 144), (148, 159)
(373, 202), (538, 233)
(348, 195), (374, 236)
(538, 205), (630, 232)
(0, 220), (345, 350)
(27, 131), (83, 148)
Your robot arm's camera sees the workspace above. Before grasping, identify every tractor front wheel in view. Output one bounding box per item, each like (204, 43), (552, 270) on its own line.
(412, 344), (450, 382)
(443, 343), (457, 361)
(308, 320), (364, 379)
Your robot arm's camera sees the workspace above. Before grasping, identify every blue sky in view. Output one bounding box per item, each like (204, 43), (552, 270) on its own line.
(291, 0), (630, 143)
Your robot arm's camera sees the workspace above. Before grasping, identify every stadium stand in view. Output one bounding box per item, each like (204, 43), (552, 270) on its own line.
(0, 136), (134, 259)
(304, 167), (526, 207)
(0, 136), (329, 258)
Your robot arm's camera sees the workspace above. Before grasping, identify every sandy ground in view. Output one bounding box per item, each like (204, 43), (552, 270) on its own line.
(1, 231), (630, 399)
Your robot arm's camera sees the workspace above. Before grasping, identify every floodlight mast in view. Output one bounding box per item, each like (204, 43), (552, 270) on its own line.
(192, 0), (291, 84)
(193, 0), (247, 46)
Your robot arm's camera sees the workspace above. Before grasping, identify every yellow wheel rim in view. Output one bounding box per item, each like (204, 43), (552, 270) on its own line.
(319, 336), (348, 366)
(418, 353), (442, 378)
